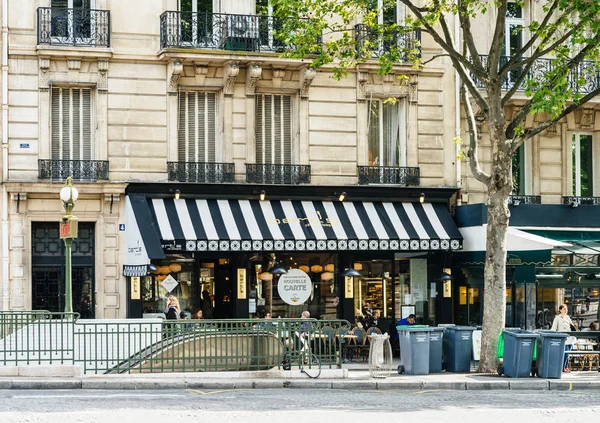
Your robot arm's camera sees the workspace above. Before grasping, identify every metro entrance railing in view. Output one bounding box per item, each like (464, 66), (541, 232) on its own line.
(0, 311), (350, 375)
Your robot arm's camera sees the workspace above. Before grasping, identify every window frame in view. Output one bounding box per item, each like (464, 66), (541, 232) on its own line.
(254, 92), (297, 165)
(50, 0), (96, 45)
(366, 97), (407, 167)
(50, 85), (95, 162)
(572, 132), (594, 196)
(177, 89), (221, 163)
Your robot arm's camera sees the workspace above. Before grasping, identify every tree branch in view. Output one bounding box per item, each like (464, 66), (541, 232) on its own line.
(458, 0), (481, 65)
(520, 85), (600, 144)
(487, 0), (508, 74)
(421, 53), (452, 66)
(511, 0), (560, 59)
(398, 0), (489, 113)
(461, 85), (491, 185)
(398, 0), (483, 77)
(506, 35), (600, 136)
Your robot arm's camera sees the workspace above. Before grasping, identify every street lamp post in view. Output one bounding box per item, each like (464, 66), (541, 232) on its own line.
(59, 177), (79, 314)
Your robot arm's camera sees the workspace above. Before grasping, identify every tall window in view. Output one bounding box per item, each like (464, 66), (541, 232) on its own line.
(503, 2), (524, 57)
(179, 0), (212, 45)
(255, 94), (292, 164)
(572, 133), (593, 196)
(512, 144), (526, 195)
(367, 99), (406, 167)
(368, 0), (405, 25)
(178, 91), (217, 162)
(51, 0), (94, 42)
(51, 87), (92, 161)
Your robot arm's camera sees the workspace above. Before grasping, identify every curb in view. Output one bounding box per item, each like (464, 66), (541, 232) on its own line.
(1, 377), (599, 391)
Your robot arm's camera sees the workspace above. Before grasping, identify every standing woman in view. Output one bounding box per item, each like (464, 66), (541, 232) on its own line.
(551, 304), (577, 372)
(164, 295), (180, 320)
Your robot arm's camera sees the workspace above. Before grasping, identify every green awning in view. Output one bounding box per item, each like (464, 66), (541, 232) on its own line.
(524, 230), (600, 242)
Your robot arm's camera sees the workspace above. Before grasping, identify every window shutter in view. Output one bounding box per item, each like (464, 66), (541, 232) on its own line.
(51, 87), (61, 160)
(51, 87), (92, 161)
(255, 94), (292, 164)
(178, 91), (217, 163)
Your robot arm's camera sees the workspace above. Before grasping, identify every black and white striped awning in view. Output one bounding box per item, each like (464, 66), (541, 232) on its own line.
(124, 195), (462, 260)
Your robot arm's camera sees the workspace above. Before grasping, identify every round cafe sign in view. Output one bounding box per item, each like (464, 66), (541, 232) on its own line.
(277, 269), (312, 305)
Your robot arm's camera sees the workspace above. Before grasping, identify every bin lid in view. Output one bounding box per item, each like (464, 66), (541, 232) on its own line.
(445, 325), (476, 332)
(535, 330), (568, 338)
(396, 325), (432, 332)
(504, 329), (540, 338)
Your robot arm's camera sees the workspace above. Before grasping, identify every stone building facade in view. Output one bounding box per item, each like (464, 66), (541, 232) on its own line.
(0, 0), (461, 319)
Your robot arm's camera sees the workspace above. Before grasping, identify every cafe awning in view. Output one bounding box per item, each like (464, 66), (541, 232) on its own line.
(123, 195), (462, 274)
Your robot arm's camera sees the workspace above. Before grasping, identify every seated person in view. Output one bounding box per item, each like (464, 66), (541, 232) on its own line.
(364, 309), (381, 331)
(397, 314), (416, 327)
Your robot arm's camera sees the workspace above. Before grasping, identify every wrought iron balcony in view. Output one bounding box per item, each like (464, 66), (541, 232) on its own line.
(167, 162), (235, 183)
(354, 24), (421, 60)
(562, 196), (600, 206)
(37, 7), (110, 47)
(357, 166), (420, 185)
(246, 164), (311, 185)
(38, 159), (109, 181)
(472, 55), (600, 94)
(508, 195), (542, 206)
(160, 11), (319, 52)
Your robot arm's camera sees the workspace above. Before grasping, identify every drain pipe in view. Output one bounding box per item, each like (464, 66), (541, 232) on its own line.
(1, 0), (9, 310)
(454, 10), (462, 204)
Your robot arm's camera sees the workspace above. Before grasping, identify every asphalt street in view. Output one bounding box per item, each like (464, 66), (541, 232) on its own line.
(0, 389), (598, 422)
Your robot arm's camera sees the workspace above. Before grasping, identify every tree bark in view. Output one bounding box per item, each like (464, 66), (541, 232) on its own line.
(477, 110), (513, 373)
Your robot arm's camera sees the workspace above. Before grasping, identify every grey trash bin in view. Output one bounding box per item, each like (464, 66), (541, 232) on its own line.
(443, 326), (475, 372)
(429, 327), (445, 373)
(535, 330), (568, 379)
(502, 329), (539, 378)
(397, 326), (432, 375)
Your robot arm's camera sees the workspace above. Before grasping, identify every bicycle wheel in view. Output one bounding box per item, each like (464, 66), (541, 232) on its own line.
(300, 353), (321, 379)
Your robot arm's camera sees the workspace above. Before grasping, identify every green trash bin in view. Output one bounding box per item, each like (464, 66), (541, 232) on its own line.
(396, 326), (432, 375)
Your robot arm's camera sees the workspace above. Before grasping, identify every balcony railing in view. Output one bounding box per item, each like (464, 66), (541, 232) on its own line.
(38, 159), (109, 181)
(167, 162), (235, 183)
(357, 166), (420, 186)
(246, 164), (311, 185)
(508, 195), (542, 206)
(160, 11), (319, 52)
(37, 7), (110, 47)
(354, 24), (421, 60)
(472, 55), (600, 94)
(562, 196), (600, 206)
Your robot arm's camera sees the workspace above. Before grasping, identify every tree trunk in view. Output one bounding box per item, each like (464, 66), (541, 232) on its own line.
(477, 120), (513, 372)
(477, 189), (510, 372)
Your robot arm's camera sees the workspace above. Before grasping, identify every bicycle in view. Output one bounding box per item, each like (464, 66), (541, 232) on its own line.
(281, 331), (322, 379)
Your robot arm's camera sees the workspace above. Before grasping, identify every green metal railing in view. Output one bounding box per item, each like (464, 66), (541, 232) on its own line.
(0, 312), (351, 374)
(0, 311), (78, 366)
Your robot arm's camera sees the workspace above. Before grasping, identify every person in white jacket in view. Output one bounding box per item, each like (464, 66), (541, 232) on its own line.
(551, 304), (577, 372)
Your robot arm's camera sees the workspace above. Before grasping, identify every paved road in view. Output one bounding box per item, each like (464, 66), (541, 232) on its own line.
(0, 389), (599, 422)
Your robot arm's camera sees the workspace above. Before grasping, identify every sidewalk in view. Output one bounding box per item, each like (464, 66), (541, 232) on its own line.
(0, 363), (598, 391)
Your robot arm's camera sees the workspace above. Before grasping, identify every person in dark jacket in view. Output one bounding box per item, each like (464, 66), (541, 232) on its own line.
(164, 295), (180, 320)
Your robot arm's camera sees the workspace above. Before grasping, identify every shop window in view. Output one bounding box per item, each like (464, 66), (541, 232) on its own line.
(260, 253), (337, 319)
(142, 260), (196, 317)
(572, 133), (593, 196)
